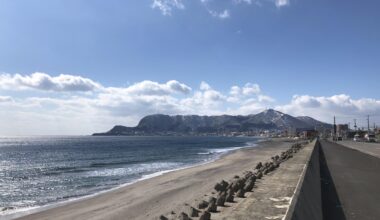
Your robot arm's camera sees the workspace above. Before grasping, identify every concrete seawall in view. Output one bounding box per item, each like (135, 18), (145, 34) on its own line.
(213, 139), (315, 220)
(285, 140), (322, 220)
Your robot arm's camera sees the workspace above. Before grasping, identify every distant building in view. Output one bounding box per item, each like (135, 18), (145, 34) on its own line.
(320, 128), (332, 139)
(286, 127), (297, 137)
(301, 130), (318, 139)
(347, 130), (366, 139)
(375, 128), (380, 135)
(337, 124), (349, 139)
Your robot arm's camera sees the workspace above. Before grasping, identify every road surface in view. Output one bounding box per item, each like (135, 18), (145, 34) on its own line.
(339, 140), (380, 158)
(320, 140), (380, 220)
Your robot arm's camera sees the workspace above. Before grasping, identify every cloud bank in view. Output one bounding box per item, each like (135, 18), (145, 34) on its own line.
(0, 72), (101, 92)
(0, 72), (378, 135)
(276, 95), (380, 124)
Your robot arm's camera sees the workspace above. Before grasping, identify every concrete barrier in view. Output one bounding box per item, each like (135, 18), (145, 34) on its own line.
(285, 140), (323, 220)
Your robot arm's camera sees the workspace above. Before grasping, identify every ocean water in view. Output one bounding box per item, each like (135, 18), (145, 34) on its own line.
(0, 136), (259, 217)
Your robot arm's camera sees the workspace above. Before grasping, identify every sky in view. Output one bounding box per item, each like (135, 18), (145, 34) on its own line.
(0, 0), (379, 135)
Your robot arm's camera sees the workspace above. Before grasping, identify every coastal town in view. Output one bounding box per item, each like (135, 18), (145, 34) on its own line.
(93, 109), (379, 143)
(225, 124), (379, 142)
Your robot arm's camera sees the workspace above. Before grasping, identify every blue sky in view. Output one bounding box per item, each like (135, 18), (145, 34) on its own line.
(0, 0), (379, 135)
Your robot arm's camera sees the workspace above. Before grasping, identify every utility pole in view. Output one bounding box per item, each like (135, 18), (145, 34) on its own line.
(354, 119), (357, 131)
(367, 115), (370, 132)
(333, 116), (336, 141)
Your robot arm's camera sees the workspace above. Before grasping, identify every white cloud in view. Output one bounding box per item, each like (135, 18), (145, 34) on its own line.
(167, 80), (192, 94)
(233, 0), (253, 5)
(232, 100), (266, 115)
(242, 83), (261, 95)
(275, 0), (289, 7)
(3, 72), (378, 135)
(107, 80), (191, 96)
(226, 85), (273, 117)
(180, 82), (228, 114)
(0, 96), (13, 103)
(207, 9), (230, 19)
(0, 72), (197, 134)
(227, 83), (267, 103)
(229, 86), (241, 96)
(0, 73), (192, 96)
(0, 73), (276, 134)
(151, 0), (185, 15)
(276, 94), (380, 125)
(200, 81), (212, 91)
(0, 72), (102, 92)
(153, 0), (288, 18)
(218, 10), (230, 19)
(258, 94), (275, 102)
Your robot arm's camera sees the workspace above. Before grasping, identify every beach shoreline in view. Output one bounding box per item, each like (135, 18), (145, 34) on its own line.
(9, 138), (294, 220)
(1, 138), (261, 220)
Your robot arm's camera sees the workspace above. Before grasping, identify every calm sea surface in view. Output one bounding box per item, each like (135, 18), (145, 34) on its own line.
(0, 136), (259, 216)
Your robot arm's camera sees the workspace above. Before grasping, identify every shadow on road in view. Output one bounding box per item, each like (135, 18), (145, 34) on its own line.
(319, 143), (346, 220)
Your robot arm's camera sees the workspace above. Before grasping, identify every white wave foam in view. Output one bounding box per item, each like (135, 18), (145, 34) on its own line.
(198, 141), (258, 156)
(0, 206), (41, 219)
(85, 162), (181, 177)
(197, 152), (211, 155)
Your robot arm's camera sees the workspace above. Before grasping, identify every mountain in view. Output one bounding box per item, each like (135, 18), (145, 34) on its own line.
(296, 116), (332, 129)
(244, 109), (311, 129)
(92, 109), (331, 136)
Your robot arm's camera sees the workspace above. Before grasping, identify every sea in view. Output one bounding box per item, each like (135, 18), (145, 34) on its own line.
(0, 135), (260, 219)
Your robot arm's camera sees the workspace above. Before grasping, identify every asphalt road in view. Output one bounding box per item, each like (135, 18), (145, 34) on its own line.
(320, 140), (380, 220)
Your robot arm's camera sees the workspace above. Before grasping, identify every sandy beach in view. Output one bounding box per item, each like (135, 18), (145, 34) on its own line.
(13, 139), (295, 220)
